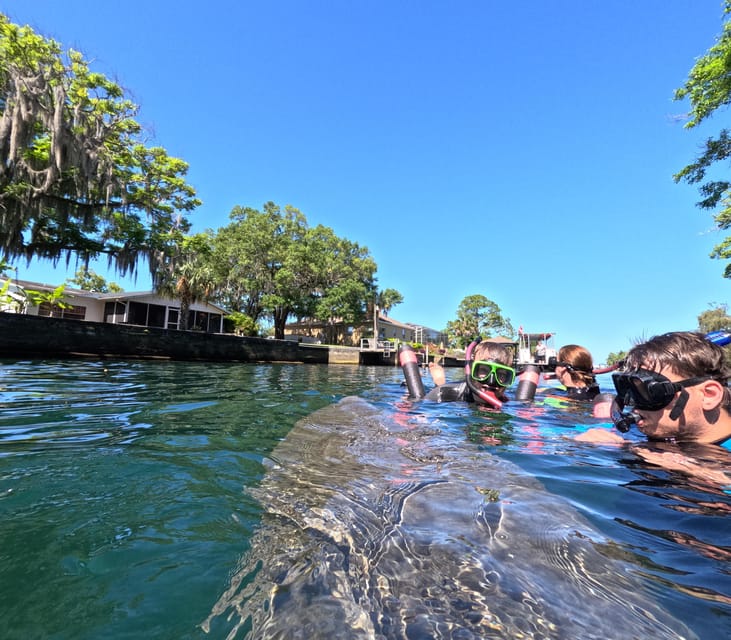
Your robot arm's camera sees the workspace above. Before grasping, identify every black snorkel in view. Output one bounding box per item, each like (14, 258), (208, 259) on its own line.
(611, 396), (639, 433)
(465, 338), (503, 410)
(611, 392), (688, 433)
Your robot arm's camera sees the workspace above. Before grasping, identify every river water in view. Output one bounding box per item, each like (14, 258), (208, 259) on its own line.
(0, 359), (728, 639)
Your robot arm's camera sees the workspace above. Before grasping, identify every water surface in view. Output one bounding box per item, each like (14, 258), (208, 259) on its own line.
(0, 360), (728, 639)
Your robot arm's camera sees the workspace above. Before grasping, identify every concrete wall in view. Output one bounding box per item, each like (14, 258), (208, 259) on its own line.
(0, 313), (329, 363)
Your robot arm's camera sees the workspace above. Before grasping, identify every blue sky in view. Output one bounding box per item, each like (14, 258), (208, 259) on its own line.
(3, 0), (730, 362)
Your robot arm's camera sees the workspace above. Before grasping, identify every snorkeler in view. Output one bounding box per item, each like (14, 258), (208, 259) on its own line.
(552, 344), (601, 400)
(542, 344), (614, 418)
(425, 339), (515, 410)
(575, 331), (731, 486)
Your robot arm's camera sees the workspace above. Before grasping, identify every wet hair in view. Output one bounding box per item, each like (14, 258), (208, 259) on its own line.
(470, 341), (513, 401)
(557, 344), (596, 387)
(474, 341), (513, 367)
(625, 331), (731, 412)
(624, 331), (729, 380)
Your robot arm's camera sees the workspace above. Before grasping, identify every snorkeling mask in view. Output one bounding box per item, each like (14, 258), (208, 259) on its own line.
(553, 361), (592, 374)
(610, 368), (712, 431)
(470, 360), (516, 388)
(464, 339), (508, 410)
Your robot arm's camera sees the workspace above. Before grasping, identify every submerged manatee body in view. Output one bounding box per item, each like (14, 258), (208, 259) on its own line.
(204, 396), (695, 639)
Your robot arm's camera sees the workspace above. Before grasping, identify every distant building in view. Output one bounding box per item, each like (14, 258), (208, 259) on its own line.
(1, 278), (228, 333)
(284, 313), (445, 346)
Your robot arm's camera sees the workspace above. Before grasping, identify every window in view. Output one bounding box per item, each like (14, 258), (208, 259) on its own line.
(104, 301), (126, 323)
(38, 303), (86, 320)
(167, 308), (179, 330)
(191, 311), (207, 332)
(147, 304), (165, 328)
(127, 301), (148, 326)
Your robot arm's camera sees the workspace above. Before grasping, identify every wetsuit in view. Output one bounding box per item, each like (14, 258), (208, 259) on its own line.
(424, 381), (474, 403)
(565, 385), (601, 401)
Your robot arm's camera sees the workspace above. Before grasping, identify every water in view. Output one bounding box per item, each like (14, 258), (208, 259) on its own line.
(0, 360), (728, 639)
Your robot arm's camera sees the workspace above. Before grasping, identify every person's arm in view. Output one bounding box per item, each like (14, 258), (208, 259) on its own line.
(633, 447), (731, 487)
(574, 427), (626, 444)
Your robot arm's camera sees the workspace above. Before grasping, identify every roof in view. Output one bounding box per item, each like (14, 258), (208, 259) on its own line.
(3, 278), (228, 314)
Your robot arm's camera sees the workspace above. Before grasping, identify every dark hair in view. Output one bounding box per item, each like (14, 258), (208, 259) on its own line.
(625, 331), (731, 412)
(624, 331), (730, 381)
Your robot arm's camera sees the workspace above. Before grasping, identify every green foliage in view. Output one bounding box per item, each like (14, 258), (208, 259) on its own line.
(445, 294), (514, 348)
(153, 232), (215, 330)
(225, 311), (258, 336)
(24, 284), (71, 310)
(697, 302), (731, 332)
(674, 6), (731, 278)
(0, 277), (12, 309)
(697, 302), (731, 365)
(66, 268), (123, 293)
(210, 202), (377, 340)
(606, 350), (627, 366)
(0, 276), (70, 312)
(376, 288), (404, 316)
(0, 14), (200, 279)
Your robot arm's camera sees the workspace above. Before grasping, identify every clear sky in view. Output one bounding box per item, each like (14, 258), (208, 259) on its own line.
(3, 0), (730, 362)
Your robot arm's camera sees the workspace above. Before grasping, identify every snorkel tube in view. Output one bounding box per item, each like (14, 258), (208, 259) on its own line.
(398, 343), (425, 398)
(515, 364), (541, 401)
(611, 397), (639, 433)
(464, 339), (503, 410)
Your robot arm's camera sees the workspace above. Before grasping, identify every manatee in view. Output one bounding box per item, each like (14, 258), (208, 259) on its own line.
(203, 396), (696, 640)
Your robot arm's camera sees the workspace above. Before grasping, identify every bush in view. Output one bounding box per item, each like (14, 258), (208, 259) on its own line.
(225, 312), (258, 336)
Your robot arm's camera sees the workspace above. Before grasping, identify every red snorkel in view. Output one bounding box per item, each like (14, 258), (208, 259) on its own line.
(464, 339), (504, 410)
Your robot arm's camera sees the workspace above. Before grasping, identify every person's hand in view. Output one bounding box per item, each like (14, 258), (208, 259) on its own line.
(574, 427), (625, 444)
(428, 362), (446, 386)
(633, 447), (731, 486)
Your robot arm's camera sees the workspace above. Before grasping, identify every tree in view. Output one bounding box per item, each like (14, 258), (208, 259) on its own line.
(376, 288), (404, 316)
(0, 14), (200, 279)
(673, 3), (731, 277)
(303, 225), (377, 343)
(66, 268), (122, 293)
(697, 303), (731, 333)
(606, 351), (627, 366)
(210, 202), (308, 327)
(153, 233), (215, 330)
(210, 202), (377, 341)
(445, 294), (514, 348)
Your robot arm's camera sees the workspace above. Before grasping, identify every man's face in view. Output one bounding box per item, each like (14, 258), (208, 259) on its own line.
(632, 366), (704, 440)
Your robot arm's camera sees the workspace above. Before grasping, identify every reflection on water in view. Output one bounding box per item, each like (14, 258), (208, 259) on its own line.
(0, 361), (728, 639)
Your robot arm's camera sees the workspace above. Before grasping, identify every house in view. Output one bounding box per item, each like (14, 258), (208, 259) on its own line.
(1, 278), (228, 333)
(284, 313), (445, 347)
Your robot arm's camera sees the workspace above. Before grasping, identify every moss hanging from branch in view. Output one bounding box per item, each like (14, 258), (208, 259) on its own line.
(0, 14), (199, 277)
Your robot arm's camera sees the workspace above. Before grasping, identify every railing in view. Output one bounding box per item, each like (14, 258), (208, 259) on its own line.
(359, 338), (398, 355)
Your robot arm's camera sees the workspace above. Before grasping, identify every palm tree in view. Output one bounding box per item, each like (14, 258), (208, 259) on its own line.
(376, 288), (404, 317)
(153, 234), (215, 330)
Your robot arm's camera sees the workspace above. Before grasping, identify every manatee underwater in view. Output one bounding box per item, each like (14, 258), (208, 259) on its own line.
(203, 396), (696, 639)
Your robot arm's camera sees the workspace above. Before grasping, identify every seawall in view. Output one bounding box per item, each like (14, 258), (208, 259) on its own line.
(0, 314), (370, 365)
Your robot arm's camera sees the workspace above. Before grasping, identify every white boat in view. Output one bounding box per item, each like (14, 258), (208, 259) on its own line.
(517, 329), (557, 367)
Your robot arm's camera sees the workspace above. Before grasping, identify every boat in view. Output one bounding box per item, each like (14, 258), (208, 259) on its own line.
(516, 329), (557, 368)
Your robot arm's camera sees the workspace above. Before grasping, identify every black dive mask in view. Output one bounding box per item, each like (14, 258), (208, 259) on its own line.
(610, 369), (711, 429)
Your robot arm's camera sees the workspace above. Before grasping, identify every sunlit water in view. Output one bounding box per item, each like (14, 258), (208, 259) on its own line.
(0, 360), (728, 639)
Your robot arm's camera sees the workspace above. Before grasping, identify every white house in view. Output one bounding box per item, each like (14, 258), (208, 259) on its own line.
(1, 278), (228, 333)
